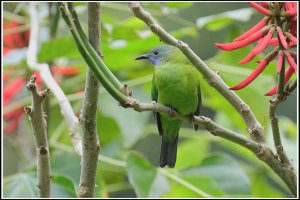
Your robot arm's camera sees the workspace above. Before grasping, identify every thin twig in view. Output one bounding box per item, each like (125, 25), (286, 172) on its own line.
(77, 2), (101, 198)
(27, 2), (82, 156)
(24, 75), (51, 197)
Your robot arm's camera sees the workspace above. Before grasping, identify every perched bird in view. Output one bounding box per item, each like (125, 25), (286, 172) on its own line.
(135, 44), (201, 168)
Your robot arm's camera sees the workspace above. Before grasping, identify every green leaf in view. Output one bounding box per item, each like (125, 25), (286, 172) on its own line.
(196, 8), (253, 31)
(99, 87), (151, 148)
(164, 2), (193, 9)
(249, 169), (285, 197)
(51, 175), (77, 197)
(172, 27), (198, 39)
(51, 150), (81, 184)
(38, 37), (80, 62)
(175, 138), (209, 170)
(3, 173), (37, 198)
(3, 173), (75, 198)
(126, 151), (169, 197)
(205, 18), (234, 31)
(182, 152), (251, 195)
(95, 170), (109, 198)
(162, 176), (224, 198)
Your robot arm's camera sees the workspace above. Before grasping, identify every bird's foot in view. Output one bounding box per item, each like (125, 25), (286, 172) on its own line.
(187, 114), (195, 124)
(187, 114), (199, 131)
(167, 106), (176, 117)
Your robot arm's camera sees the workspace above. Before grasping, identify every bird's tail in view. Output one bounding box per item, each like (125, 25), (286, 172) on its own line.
(160, 136), (178, 168)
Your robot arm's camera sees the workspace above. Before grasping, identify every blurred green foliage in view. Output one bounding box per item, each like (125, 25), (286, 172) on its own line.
(3, 2), (297, 198)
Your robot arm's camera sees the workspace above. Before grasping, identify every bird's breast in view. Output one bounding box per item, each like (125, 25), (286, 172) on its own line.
(154, 63), (198, 115)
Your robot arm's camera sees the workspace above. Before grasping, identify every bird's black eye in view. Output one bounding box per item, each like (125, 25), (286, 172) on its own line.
(154, 51), (159, 55)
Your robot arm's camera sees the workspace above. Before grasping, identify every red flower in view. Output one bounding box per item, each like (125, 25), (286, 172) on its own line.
(215, 2), (297, 96)
(3, 72), (41, 134)
(51, 66), (80, 75)
(3, 20), (30, 56)
(3, 66), (80, 134)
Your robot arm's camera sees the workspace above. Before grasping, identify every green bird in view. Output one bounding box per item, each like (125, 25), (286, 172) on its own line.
(135, 44), (201, 168)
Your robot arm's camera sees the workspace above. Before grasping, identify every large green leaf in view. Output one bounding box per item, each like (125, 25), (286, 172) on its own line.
(3, 173), (74, 198)
(162, 176), (224, 198)
(51, 150), (81, 184)
(164, 2), (193, 9)
(182, 152), (251, 195)
(51, 175), (77, 197)
(196, 8), (253, 31)
(38, 37), (80, 62)
(249, 169), (285, 198)
(3, 173), (37, 198)
(99, 87), (151, 148)
(126, 151), (169, 197)
(175, 137), (209, 170)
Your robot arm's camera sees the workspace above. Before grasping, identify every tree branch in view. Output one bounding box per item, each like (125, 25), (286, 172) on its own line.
(27, 2), (82, 156)
(128, 2), (265, 143)
(24, 75), (51, 198)
(77, 2), (101, 198)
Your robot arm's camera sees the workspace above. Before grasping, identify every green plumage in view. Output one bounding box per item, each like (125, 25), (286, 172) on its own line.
(136, 44), (201, 168)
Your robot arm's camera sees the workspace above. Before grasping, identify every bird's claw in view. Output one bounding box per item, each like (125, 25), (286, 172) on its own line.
(167, 106), (175, 117)
(188, 114), (194, 124)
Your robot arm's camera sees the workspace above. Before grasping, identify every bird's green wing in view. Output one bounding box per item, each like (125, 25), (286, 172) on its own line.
(194, 82), (202, 131)
(151, 74), (158, 102)
(152, 75), (163, 136)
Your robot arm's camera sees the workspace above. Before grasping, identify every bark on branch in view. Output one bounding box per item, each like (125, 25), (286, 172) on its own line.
(24, 75), (51, 198)
(77, 2), (101, 198)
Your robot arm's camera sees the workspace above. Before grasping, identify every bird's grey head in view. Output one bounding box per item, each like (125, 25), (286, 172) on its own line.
(135, 44), (176, 66)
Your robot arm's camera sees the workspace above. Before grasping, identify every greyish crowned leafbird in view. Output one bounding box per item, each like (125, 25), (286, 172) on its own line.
(135, 44), (202, 168)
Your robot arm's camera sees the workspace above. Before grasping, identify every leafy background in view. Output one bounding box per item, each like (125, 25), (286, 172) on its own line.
(3, 2), (297, 198)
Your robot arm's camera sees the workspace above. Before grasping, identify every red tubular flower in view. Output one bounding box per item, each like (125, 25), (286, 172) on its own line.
(3, 77), (25, 134)
(249, 2), (272, 15)
(4, 21), (30, 56)
(4, 109), (24, 134)
(258, 2), (269, 8)
(3, 78), (24, 106)
(286, 53), (297, 72)
(265, 65), (295, 96)
(215, 27), (269, 51)
(268, 38), (279, 46)
(286, 9), (297, 16)
(52, 66), (80, 75)
(215, 2), (297, 95)
(277, 26), (288, 49)
(239, 28), (275, 64)
(230, 58), (271, 90)
(233, 17), (268, 41)
(277, 51), (284, 73)
(286, 33), (297, 43)
(285, 2), (296, 10)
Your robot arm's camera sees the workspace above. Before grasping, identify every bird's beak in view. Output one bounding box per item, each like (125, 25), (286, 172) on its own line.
(135, 54), (148, 60)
